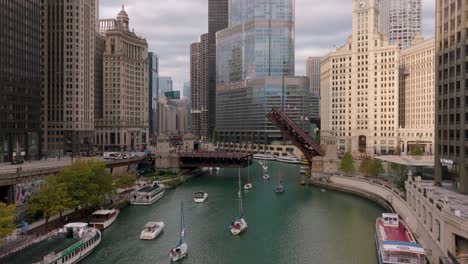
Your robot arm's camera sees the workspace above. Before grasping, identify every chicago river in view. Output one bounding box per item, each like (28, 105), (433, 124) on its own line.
(82, 162), (384, 264)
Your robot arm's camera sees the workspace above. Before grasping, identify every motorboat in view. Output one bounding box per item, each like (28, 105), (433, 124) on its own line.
(253, 153), (276, 161)
(275, 181), (285, 193)
(276, 155), (301, 164)
(263, 174), (270, 180)
(375, 213), (426, 264)
(170, 201), (187, 262)
(194, 192), (208, 203)
(140, 221), (165, 240)
(230, 168), (247, 236)
(243, 183), (252, 190)
(130, 181), (165, 206)
(89, 209), (119, 230)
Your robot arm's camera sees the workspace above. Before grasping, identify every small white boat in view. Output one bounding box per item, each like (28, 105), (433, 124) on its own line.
(253, 153), (276, 161)
(209, 167), (220, 172)
(194, 192), (208, 203)
(275, 182), (285, 193)
(243, 183), (252, 190)
(89, 209), (119, 230)
(276, 155), (301, 164)
(230, 168), (247, 236)
(321, 189), (326, 192)
(170, 201), (188, 261)
(263, 174), (270, 180)
(140, 221), (165, 240)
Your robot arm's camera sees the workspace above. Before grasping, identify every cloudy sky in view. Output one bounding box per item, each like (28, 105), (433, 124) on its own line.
(100, 0), (435, 94)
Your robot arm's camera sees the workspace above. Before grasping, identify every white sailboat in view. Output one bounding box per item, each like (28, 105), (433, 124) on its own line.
(275, 167), (284, 193)
(262, 159), (270, 180)
(230, 168), (247, 235)
(170, 201), (187, 261)
(243, 165), (252, 190)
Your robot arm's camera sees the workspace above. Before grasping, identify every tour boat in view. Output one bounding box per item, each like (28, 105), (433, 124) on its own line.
(230, 168), (247, 236)
(243, 165), (253, 190)
(194, 192), (208, 203)
(4, 223), (101, 264)
(140, 221), (165, 240)
(131, 181), (165, 205)
(276, 155), (301, 164)
(253, 153), (276, 161)
(375, 213), (426, 264)
(89, 209), (119, 230)
(170, 201), (188, 262)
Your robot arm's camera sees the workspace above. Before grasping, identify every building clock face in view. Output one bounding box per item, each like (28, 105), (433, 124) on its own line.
(359, 0), (368, 9)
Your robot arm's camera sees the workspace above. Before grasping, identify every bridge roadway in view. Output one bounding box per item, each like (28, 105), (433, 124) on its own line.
(0, 154), (147, 186)
(178, 151), (252, 168)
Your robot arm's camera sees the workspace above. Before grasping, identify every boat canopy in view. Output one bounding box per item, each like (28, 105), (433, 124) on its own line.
(64, 222), (88, 229)
(92, 209), (115, 215)
(382, 241), (426, 255)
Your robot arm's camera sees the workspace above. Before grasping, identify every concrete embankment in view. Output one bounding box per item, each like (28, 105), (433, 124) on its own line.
(311, 175), (445, 264)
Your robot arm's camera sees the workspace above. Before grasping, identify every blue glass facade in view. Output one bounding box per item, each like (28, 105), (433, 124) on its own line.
(148, 52), (159, 138)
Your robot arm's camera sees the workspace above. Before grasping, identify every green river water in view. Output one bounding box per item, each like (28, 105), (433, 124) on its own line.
(82, 162), (384, 264)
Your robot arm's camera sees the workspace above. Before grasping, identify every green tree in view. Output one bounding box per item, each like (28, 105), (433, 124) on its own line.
(409, 144), (424, 156)
(114, 173), (137, 189)
(28, 176), (71, 230)
(394, 173), (408, 192)
(359, 157), (373, 176)
(0, 202), (15, 239)
(339, 152), (355, 175)
(369, 159), (385, 177)
(390, 162), (402, 177)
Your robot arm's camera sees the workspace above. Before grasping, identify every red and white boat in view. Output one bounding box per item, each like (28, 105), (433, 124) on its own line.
(375, 213), (426, 264)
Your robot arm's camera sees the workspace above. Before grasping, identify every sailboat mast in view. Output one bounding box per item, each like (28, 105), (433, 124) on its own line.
(180, 200), (184, 243)
(238, 168), (242, 216)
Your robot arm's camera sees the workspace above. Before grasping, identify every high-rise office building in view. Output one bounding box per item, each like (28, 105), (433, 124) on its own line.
(208, 0), (229, 140)
(183, 82), (191, 132)
(157, 97), (188, 136)
(398, 34), (435, 155)
(321, 0), (400, 155)
(435, 0), (468, 193)
(95, 32), (106, 121)
(0, 0), (42, 162)
(378, 0), (422, 49)
(159, 77), (173, 98)
(42, 0), (97, 155)
(95, 6), (149, 151)
(183, 82), (191, 99)
(190, 34), (209, 140)
(306, 57), (321, 94)
(216, 0), (309, 145)
(148, 52), (159, 139)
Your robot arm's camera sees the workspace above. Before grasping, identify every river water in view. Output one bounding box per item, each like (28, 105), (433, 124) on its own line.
(82, 162), (384, 264)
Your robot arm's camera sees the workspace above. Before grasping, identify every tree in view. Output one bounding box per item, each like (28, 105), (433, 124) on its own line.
(339, 152), (355, 175)
(409, 144), (424, 156)
(28, 176), (71, 230)
(359, 157), (373, 176)
(0, 202), (15, 239)
(114, 173), (137, 189)
(369, 159), (385, 177)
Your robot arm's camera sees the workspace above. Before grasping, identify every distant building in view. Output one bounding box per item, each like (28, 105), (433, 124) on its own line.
(159, 77), (173, 98)
(398, 35), (435, 155)
(158, 97), (188, 136)
(183, 82), (190, 99)
(321, 0), (400, 155)
(183, 82), (192, 132)
(95, 6), (149, 151)
(0, 0), (42, 161)
(165, 91), (180, 100)
(378, 0), (422, 49)
(42, 0), (97, 155)
(216, 0), (308, 145)
(148, 52), (159, 139)
(190, 34), (209, 140)
(435, 0), (468, 193)
(306, 57), (321, 94)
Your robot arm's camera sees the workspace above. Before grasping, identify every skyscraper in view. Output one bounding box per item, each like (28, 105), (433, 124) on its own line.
(159, 77), (173, 98)
(95, 6), (149, 151)
(42, 0), (97, 155)
(378, 0), (422, 49)
(321, 0), (400, 155)
(148, 52), (159, 139)
(435, 0), (468, 193)
(216, 0), (308, 145)
(190, 34), (209, 140)
(208, 0), (229, 140)
(183, 82), (191, 99)
(0, 0), (42, 162)
(306, 57), (322, 94)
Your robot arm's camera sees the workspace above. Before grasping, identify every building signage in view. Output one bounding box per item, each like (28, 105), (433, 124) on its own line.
(440, 158), (454, 166)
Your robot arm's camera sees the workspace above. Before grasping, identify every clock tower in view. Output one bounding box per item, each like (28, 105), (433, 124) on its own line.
(352, 0), (379, 48)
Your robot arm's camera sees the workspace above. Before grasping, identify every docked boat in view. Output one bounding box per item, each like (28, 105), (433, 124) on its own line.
(131, 181), (165, 205)
(230, 168), (248, 236)
(375, 213), (426, 264)
(89, 209), (119, 230)
(194, 192), (208, 203)
(170, 201), (188, 261)
(276, 155), (301, 164)
(3, 223), (101, 264)
(253, 153), (276, 161)
(140, 221), (165, 240)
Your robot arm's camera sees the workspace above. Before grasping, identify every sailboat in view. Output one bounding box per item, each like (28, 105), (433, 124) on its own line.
(262, 159), (270, 180)
(275, 167), (284, 193)
(243, 165), (252, 190)
(170, 201), (188, 261)
(230, 168), (247, 235)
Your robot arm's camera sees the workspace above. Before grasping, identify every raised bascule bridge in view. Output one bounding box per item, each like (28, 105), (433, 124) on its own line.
(266, 106), (324, 178)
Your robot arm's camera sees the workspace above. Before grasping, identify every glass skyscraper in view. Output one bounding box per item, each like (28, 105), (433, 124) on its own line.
(216, 0), (307, 145)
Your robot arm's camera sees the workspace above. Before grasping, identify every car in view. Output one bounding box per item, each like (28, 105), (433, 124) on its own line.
(10, 159), (24, 165)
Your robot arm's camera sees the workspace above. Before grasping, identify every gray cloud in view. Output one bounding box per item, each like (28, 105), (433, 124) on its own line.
(100, 0), (435, 89)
